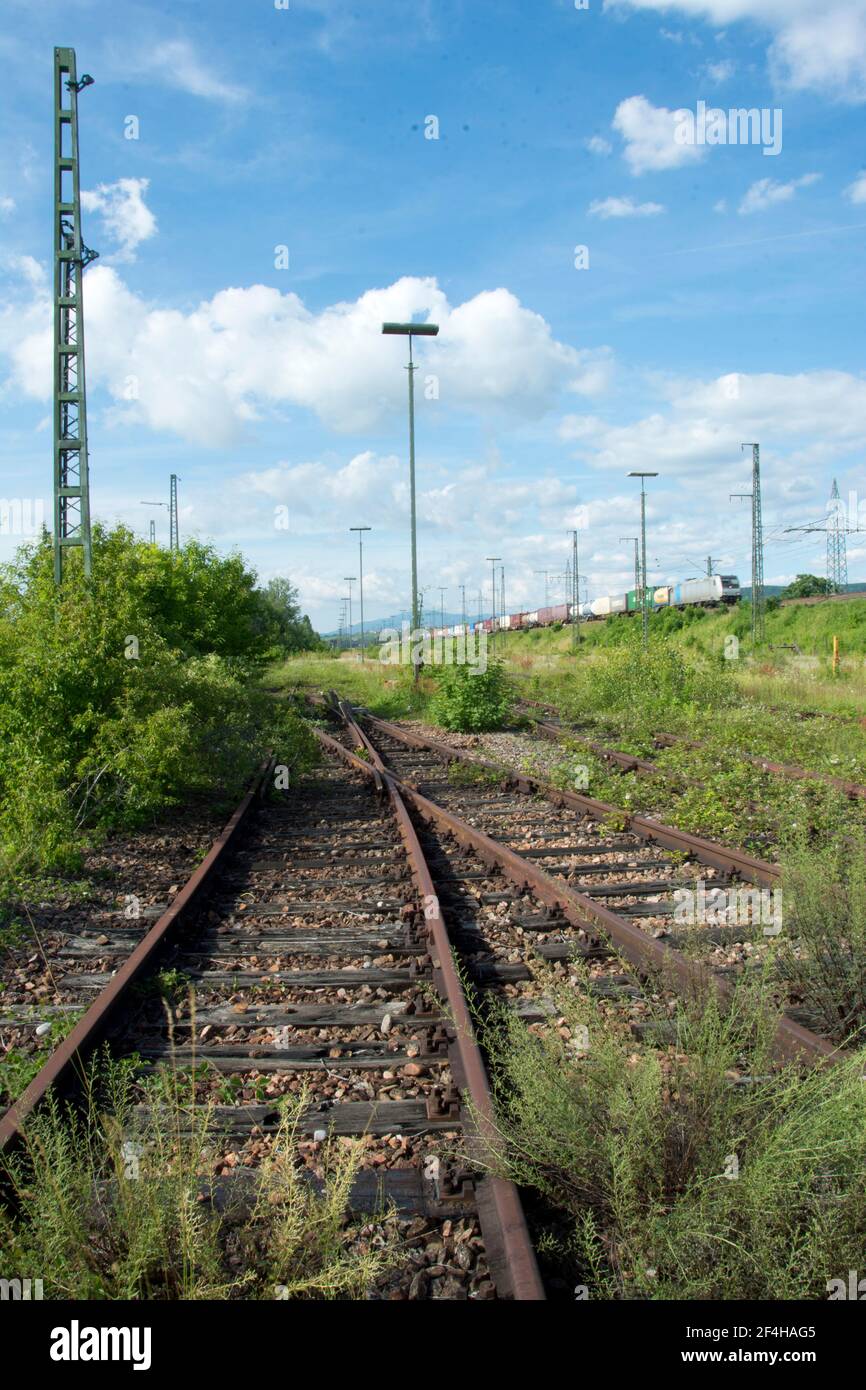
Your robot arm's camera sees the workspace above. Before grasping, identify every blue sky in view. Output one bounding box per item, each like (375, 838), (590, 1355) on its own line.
(1, 0), (865, 628)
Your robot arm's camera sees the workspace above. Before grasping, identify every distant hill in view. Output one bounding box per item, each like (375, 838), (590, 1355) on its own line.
(741, 583), (866, 600)
(323, 610), (488, 639)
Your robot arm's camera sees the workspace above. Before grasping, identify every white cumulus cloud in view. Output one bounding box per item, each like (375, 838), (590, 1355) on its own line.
(612, 94), (705, 174)
(588, 196), (666, 218)
(844, 170), (866, 203)
(0, 268), (610, 445)
(81, 178), (157, 261)
(738, 172), (820, 214)
(604, 0), (866, 103)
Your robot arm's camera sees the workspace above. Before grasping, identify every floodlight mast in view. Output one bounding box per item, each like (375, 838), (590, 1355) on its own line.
(53, 48), (97, 583)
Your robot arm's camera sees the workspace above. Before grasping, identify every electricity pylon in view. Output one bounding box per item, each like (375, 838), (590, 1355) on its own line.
(827, 479), (848, 594)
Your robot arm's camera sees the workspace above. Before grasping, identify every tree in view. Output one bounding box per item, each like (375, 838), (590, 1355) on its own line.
(781, 574), (832, 600)
(257, 577), (323, 655)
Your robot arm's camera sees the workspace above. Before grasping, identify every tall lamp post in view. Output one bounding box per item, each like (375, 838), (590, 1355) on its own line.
(568, 529), (581, 649)
(620, 537), (640, 598)
(141, 499), (169, 544)
(343, 577), (356, 651)
(381, 320), (439, 679)
(486, 556), (501, 658)
(627, 472), (658, 647)
(349, 526), (371, 659)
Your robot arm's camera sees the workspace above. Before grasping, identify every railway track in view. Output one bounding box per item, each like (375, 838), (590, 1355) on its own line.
(329, 700), (840, 1063)
(519, 698), (866, 802)
(2, 695), (851, 1303)
(0, 752), (544, 1301)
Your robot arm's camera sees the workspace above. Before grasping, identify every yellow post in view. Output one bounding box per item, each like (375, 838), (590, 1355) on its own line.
(832, 635), (839, 676)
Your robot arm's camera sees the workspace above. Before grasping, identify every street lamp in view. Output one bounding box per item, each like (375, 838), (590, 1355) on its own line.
(620, 537), (640, 597)
(141, 499), (169, 545)
(627, 472), (658, 647)
(343, 577), (356, 651)
(568, 529), (581, 648)
(381, 320), (439, 680)
(349, 527), (371, 660)
(534, 569), (551, 607)
(486, 556), (501, 657)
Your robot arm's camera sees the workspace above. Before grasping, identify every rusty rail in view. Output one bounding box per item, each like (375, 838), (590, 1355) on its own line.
(356, 710), (781, 886)
(316, 714), (545, 1300)
(0, 760), (273, 1153)
(333, 706), (839, 1069)
(521, 697), (866, 804)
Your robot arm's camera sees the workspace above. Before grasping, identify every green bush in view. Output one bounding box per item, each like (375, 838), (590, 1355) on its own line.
(429, 662), (513, 732)
(0, 528), (317, 883)
(579, 636), (735, 726)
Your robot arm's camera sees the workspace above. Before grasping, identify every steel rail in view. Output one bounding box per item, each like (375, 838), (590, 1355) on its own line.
(651, 730), (866, 802)
(355, 710), (782, 886)
(3, 736), (544, 1299)
(0, 760), (273, 1152)
(330, 706), (839, 1069)
(313, 720), (546, 1300)
(520, 696), (866, 804)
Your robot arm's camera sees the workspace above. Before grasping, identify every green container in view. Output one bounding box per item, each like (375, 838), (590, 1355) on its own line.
(626, 587), (655, 612)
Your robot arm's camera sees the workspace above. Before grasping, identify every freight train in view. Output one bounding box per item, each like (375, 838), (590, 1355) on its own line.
(426, 573), (741, 639)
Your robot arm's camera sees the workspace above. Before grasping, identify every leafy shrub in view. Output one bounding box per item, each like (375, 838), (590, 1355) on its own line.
(0, 527), (317, 883)
(429, 662), (513, 732)
(579, 636), (734, 726)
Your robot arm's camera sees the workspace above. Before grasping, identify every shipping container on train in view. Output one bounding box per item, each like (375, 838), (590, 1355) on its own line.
(625, 587), (659, 613)
(536, 604), (569, 625)
(524, 611), (539, 627)
(654, 586), (672, 606)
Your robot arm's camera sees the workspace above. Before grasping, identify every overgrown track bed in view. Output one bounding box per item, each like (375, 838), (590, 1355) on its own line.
(0, 755), (544, 1301)
(520, 699), (866, 804)
(335, 704), (842, 1059)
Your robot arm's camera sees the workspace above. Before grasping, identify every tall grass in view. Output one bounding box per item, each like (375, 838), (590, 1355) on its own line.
(0, 1056), (396, 1300)
(475, 961), (866, 1299)
(773, 832), (866, 1044)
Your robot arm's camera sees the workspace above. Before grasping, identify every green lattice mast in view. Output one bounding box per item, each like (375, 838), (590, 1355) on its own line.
(53, 47), (97, 583)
